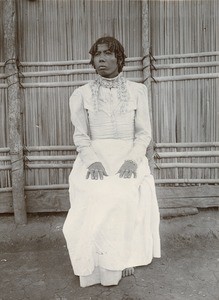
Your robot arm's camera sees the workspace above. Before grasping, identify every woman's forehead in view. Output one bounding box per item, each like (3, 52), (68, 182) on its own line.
(96, 44), (111, 51)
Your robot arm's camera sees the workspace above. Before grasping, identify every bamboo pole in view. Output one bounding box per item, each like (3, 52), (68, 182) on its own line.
(1, 62), (217, 82)
(154, 61), (219, 70)
(22, 179), (219, 191)
(3, 0), (27, 224)
(26, 155), (76, 161)
(0, 66), (142, 79)
(154, 51), (219, 60)
(26, 164), (73, 169)
(156, 142), (219, 147)
(142, 0), (154, 174)
(26, 145), (76, 151)
(153, 73), (219, 82)
(24, 184), (69, 191)
(0, 148), (10, 153)
(0, 57), (142, 67)
(156, 163), (219, 169)
(0, 50), (218, 68)
(0, 187), (12, 192)
(19, 77), (143, 88)
(0, 166), (12, 170)
(0, 156), (11, 161)
(155, 179), (219, 184)
(0, 84), (7, 88)
(157, 151), (219, 158)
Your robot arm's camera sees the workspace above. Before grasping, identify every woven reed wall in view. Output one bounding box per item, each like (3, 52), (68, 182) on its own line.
(149, 0), (219, 184)
(17, 0), (142, 61)
(0, 0), (219, 190)
(0, 0), (143, 189)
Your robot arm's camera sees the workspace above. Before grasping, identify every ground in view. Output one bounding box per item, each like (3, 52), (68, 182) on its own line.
(0, 209), (218, 300)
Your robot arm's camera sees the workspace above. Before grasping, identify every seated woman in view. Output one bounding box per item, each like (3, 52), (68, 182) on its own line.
(63, 36), (161, 287)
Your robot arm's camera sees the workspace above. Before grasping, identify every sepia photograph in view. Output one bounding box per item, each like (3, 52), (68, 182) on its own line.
(0, 0), (218, 299)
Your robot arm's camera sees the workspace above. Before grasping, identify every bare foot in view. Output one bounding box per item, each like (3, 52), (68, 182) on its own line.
(122, 267), (134, 277)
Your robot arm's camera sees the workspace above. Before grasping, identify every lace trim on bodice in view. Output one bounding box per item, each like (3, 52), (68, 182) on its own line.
(89, 74), (129, 113)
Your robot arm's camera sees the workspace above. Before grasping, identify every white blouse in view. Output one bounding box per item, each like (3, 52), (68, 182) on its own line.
(69, 76), (152, 168)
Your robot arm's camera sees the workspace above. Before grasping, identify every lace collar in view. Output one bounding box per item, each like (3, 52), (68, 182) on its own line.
(89, 74), (129, 113)
(97, 74), (123, 88)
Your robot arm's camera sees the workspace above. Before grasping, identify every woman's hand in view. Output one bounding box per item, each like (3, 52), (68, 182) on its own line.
(86, 162), (108, 180)
(117, 160), (137, 179)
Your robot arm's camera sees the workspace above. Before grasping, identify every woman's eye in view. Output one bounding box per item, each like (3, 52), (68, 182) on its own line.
(94, 52), (100, 56)
(105, 51), (112, 55)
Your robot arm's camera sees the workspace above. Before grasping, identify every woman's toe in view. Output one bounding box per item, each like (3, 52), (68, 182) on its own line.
(122, 267), (134, 277)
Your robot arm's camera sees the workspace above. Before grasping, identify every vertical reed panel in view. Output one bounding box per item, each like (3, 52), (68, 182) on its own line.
(150, 0), (219, 183)
(13, 0), (142, 187)
(1, 0), (218, 188)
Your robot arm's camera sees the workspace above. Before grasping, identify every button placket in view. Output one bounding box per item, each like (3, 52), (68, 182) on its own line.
(109, 89), (118, 137)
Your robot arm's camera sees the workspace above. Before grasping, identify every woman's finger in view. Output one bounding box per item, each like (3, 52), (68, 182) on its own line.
(90, 170), (95, 180)
(119, 169), (126, 178)
(86, 171), (90, 179)
(127, 171), (132, 178)
(98, 170), (103, 180)
(94, 169), (98, 180)
(124, 170), (130, 178)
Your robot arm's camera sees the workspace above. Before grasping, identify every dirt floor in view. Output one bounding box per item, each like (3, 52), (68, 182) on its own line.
(0, 209), (218, 300)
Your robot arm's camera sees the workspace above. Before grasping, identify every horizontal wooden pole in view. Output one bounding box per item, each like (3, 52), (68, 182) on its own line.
(0, 65), (143, 79)
(0, 57), (142, 67)
(0, 187), (12, 192)
(156, 163), (219, 168)
(26, 145), (76, 151)
(0, 165), (11, 170)
(3, 148), (219, 162)
(156, 185), (219, 198)
(154, 61), (219, 70)
(160, 207), (199, 218)
(1, 52), (217, 68)
(26, 163), (73, 169)
(25, 144), (219, 152)
(26, 155), (76, 161)
(0, 84), (7, 88)
(24, 184), (69, 190)
(155, 179), (219, 184)
(157, 151), (219, 158)
(0, 148), (10, 153)
(0, 156), (11, 161)
(21, 77), (143, 88)
(25, 143), (219, 151)
(153, 51), (219, 60)
(22, 181), (219, 191)
(156, 142), (219, 148)
(153, 73), (219, 82)
(24, 151), (219, 162)
(16, 66), (143, 78)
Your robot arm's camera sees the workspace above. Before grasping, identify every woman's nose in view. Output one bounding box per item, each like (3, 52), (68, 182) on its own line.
(99, 54), (106, 62)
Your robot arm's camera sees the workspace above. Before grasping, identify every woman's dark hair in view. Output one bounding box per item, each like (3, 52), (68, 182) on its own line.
(89, 36), (127, 73)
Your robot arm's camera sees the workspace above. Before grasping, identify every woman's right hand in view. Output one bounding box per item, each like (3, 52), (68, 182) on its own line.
(86, 162), (108, 180)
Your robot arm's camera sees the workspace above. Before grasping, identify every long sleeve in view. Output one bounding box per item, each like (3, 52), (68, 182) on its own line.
(69, 88), (99, 168)
(126, 84), (152, 165)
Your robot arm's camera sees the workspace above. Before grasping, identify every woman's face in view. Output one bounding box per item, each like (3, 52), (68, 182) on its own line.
(93, 44), (119, 78)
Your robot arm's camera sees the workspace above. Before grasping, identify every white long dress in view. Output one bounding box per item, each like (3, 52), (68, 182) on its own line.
(63, 74), (160, 287)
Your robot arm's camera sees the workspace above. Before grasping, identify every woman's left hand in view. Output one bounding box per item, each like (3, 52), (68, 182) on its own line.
(117, 160), (137, 178)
